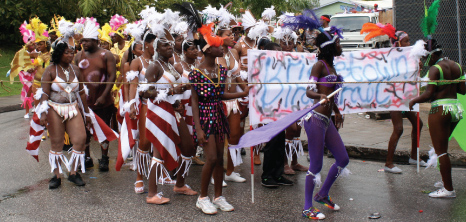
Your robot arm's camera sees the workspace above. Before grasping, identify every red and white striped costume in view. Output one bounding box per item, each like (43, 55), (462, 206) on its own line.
(144, 68), (181, 171)
(180, 69), (193, 135)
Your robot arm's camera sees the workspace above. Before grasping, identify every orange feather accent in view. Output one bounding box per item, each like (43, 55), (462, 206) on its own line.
(198, 23), (225, 48)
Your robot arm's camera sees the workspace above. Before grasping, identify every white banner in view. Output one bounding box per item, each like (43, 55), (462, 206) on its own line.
(247, 47), (420, 126)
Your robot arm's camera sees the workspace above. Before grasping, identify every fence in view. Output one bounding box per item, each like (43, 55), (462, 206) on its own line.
(394, 0), (465, 69)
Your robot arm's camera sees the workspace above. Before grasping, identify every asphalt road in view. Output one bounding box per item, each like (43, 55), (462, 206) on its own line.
(1, 110), (466, 221)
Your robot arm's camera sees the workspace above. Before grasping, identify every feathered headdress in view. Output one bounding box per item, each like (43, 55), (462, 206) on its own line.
(98, 23), (113, 44)
(82, 19), (100, 40)
(176, 2), (225, 52)
(74, 17), (99, 35)
(217, 6), (236, 30)
(242, 10), (257, 30)
(273, 26), (298, 44)
(109, 14), (128, 38)
(421, 0), (441, 40)
(20, 21), (35, 44)
(58, 18), (75, 39)
(262, 6), (276, 23)
(49, 15), (62, 37)
(201, 5), (219, 24)
(162, 9), (180, 29)
(282, 10), (321, 32)
(125, 22), (145, 43)
(171, 21), (189, 38)
(248, 20), (273, 41)
(26, 17), (49, 43)
(360, 23), (396, 42)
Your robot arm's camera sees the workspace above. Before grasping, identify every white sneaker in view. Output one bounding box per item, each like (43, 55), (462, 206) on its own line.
(24, 114), (29, 119)
(408, 158), (428, 167)
(211, 177), (227, 187)
(212, 196), (234, 212)
(196, 196), (217, 214)
(429, 188), (456, 198)
(434, 181), (444, 188)
(384, 166), (402, 174)
(225, 172), (246, 183)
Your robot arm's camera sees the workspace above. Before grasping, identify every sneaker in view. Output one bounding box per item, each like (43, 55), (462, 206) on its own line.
(276, 176), (293, 186)
(24, 114), (29, 119)
(211, 177), (227, 187)
(212, 196), (234, 212)
(261, 178), (279, 188)
(302, 207), (325, 220)
(49, 175), (61, 189)
(68, 173), (85, 186)
(434, 181), (444, 188)
(85, 157), (94, 169)
(225, 172), (246, 183)
(429, 188), (456, 198)
(408, 158), (428, 167)
(98, 155), (109, 172)
(384, 166), (402, 174)
(196, 196), (217, 214)
(314, 194), (340, 210)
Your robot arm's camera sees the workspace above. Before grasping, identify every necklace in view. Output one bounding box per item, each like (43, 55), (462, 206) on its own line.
(158, 59), (180, 79)
(59, 65), (70, 82)
(182, 59), (197, 72)
(142, 55), (153, 65)
(243, 39), (256, 49)
(201, 65), (218, 78)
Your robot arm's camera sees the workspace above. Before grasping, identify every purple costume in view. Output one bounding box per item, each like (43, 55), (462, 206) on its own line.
(189, 65), (230, 143)
(304, 60), (349, 210)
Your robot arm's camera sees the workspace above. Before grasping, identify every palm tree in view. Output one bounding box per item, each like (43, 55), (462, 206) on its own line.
(59, 0), (140, 20)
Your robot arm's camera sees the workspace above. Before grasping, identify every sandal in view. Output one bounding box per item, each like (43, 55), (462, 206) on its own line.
(134, 180), (144, 194)
(174, 184), (198, 196)
(146, 192), (170, 205)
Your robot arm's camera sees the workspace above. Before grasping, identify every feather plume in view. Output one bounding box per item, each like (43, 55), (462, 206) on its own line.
(241, 10), (256, 30)
(163, 9), (180, 28)
(26, 17), (48, 42)
(171, 21), (189, 37)
(58, 18), (75, 39)
(201, 5), (219, 24)
(125, 22), (145, 42)
(139, 6), (157, 20)
(409, 40), (428, 61)
(148, 20), (165, 37)
(174, 2), (202, 32)
(98, 23), (113, 44)
(421, 0), (441, 38)
(247, 20), (271, 40)
(198, 23), (225, 48)
(262, 6), (276, 21)
(217, 7), (235, 29)
(360, 23), (396, 42)
(82, 20), (100, 40)
(283, 10), (320, 31)
(20, 21), (35, 43)
(109, 14), (128, 32)
(273, 26), (297, 42)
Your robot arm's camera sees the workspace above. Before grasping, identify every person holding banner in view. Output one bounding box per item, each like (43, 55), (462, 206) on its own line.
(409, 39), (465, 198)
(302, 30), (349, 220)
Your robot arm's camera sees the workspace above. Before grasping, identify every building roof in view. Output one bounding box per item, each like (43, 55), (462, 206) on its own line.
(316, 0), (393, 10)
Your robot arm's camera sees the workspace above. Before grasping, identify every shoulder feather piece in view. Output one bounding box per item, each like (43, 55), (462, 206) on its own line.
(262, 6), (276, 22)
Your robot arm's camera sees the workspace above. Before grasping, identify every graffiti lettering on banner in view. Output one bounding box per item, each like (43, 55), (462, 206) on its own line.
(247, 47), (419, 126)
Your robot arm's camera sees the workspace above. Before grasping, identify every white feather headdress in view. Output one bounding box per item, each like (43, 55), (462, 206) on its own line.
(82, 20), (100, 39)
(248, 20), (272, 40)
(58, 19), (75, 39)
(242, 10), (256, 30)
(409, 40), (429, 61)
(125, 22), (145, 42)
(162, 9), (180, 28)
(262, 6), (276, 22)
(202, 5), (219, 24)
(218, 6), (235, 29)
(171, 21), (189, 38)
(273, 26), (298, 44)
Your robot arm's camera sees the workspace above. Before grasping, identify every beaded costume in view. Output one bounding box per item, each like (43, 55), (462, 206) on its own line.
(189, 65), (230, 143)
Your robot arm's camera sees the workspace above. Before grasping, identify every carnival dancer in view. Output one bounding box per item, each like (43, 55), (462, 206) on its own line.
(127, 28), (157, 194)
(110, 14), (130, 61)
(360, 24), (426, 173)
(173, 39), (205, 166)
(409, 39), (465, 198)
(273, 26), (309, 175)
(169, 15), (188, 64)
(38, 40), (92, 189)
(10, 21), (37, 118)
(176, 2), (250, 214)
(214, 7), (248, 183)
(27, 17), (51, 109)
(75, 19), (117, 171)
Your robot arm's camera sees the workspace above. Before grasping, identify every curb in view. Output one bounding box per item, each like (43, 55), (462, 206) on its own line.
(0, 104), (22, 114)
(302, 141), (466, 166)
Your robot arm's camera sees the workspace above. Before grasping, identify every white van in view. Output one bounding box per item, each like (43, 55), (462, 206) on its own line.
(329, 13), (390, 51)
